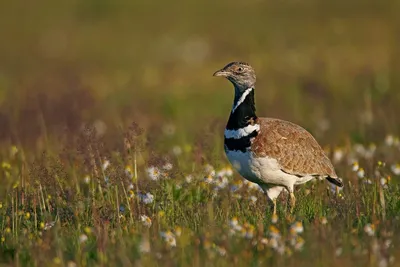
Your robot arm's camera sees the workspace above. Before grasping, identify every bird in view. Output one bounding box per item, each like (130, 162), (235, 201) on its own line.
(213, 61), (343, 214)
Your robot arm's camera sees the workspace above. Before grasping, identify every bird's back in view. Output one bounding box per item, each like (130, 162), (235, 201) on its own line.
(251, 117), (338, 179)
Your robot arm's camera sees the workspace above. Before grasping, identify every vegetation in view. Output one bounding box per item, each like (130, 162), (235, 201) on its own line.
(0, 1), (398, 266)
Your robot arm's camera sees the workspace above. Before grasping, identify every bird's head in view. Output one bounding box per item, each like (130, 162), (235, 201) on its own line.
(213, 62), (256, 90)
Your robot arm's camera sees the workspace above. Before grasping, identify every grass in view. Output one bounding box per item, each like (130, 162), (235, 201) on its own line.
(0, 1), (399, 266)
(1, 127), (400, 266)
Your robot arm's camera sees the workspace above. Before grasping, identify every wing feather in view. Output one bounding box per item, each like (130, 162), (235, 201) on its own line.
(251, 118), (338, 178)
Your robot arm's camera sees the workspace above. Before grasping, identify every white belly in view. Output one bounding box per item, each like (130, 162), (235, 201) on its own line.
(225, 150), (311, 188)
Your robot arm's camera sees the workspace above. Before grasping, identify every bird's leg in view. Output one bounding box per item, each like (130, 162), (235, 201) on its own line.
(262, 186), (284, 216)
(272, 198), (277, 215)
(284, 186), (295, 213)
(289, 192), (296, 213)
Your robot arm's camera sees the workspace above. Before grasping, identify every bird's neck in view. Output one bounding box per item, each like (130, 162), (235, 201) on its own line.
(226, 86), (257, 130)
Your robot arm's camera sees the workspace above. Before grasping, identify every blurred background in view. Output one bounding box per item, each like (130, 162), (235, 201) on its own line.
(0, 0), (398, 152)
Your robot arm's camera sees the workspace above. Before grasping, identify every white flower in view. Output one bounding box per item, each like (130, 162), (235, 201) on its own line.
(384, 239), (392, 249)
(140, 215), (152, 227)
(44, 221), (56, 230)
(249, 195), (257, 204)
(160, 231), (176, 247)
(83, 175), (90, 184)
(291, 236), (305, 251)
(241, 223), (255, 239)
(215, 246), (226, 256)
(352, 162), (359, 172)
(172, 146), (182, 156)
(365, 143), (376, 159)
(216, 167), (233, 178)
(364, 224), (375, 236)
(385, 135), (394, 146)
(225, 167), (233, 177)
(269, 237), (279, 249)
(269, 225), (281, 239)
(357, 168), (365, 178)
(229, 217), (242, 232)
(364, 179), (373, 184)
(335, 247), (343, 257)
(125, 166), (133, 178)
(139, 237), (150, 253)
(204, 175), (213, 184)
(354, 144), (366, 155)
(245, 180), (262, 191)
(102, 160), (110, 171)
(139, 193), (154, 204)
(379, 258), (388, 267)
(204, 164), (215, 176)
(290, 222), (304, 235)
(185, 175), (193, 183)
(146, 166), (161, 181)
(333, 148), (345, 163)
(391, 164), (400, 175)
(329, 182), (344, 196)
(162, 163), (173, 171)
(215, 176), (229, 190)
(79, 234), (88, 243)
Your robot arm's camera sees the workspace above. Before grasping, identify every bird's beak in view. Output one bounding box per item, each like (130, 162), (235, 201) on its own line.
(213, 69), (229, 77)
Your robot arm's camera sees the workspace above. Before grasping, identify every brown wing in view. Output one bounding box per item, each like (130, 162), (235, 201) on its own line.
(251, 118), (338, 178)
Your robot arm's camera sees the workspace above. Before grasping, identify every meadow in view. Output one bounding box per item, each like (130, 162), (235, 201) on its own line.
(0, 1), (399, 266)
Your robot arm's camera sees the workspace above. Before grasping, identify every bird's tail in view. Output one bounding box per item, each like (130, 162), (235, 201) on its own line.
(326, 176), (344, 187)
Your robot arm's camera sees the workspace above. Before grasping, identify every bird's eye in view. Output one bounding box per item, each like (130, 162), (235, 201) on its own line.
(237, 67), (243, 72)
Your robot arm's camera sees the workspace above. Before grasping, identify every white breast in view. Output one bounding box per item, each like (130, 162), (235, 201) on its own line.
(225, 150), (310, 188)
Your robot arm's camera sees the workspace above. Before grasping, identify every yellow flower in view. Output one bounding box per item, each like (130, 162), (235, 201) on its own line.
(1, 236), (4, 242)
(290, 222), (304, 235)
(175, 226), (182, 237)
(125, 165), (132, 173)
(1, 162), (11, 170)
(269, 225), (280, 234)
(0, 202), (3, 209)
(10, 146), (18, 157)
(158, 211), (165, 217)
(53, 257), (61, 264)
(352, 162), (359, 172)
(25, 212), (30, 219)
(184, 144), (192, 153)
(5, 227), (11, 233)
(84, 227), (92, 234)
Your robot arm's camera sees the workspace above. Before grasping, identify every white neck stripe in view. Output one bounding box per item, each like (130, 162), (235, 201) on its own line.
(232, 88), (253, 114)
(225, 124), (260, 139)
